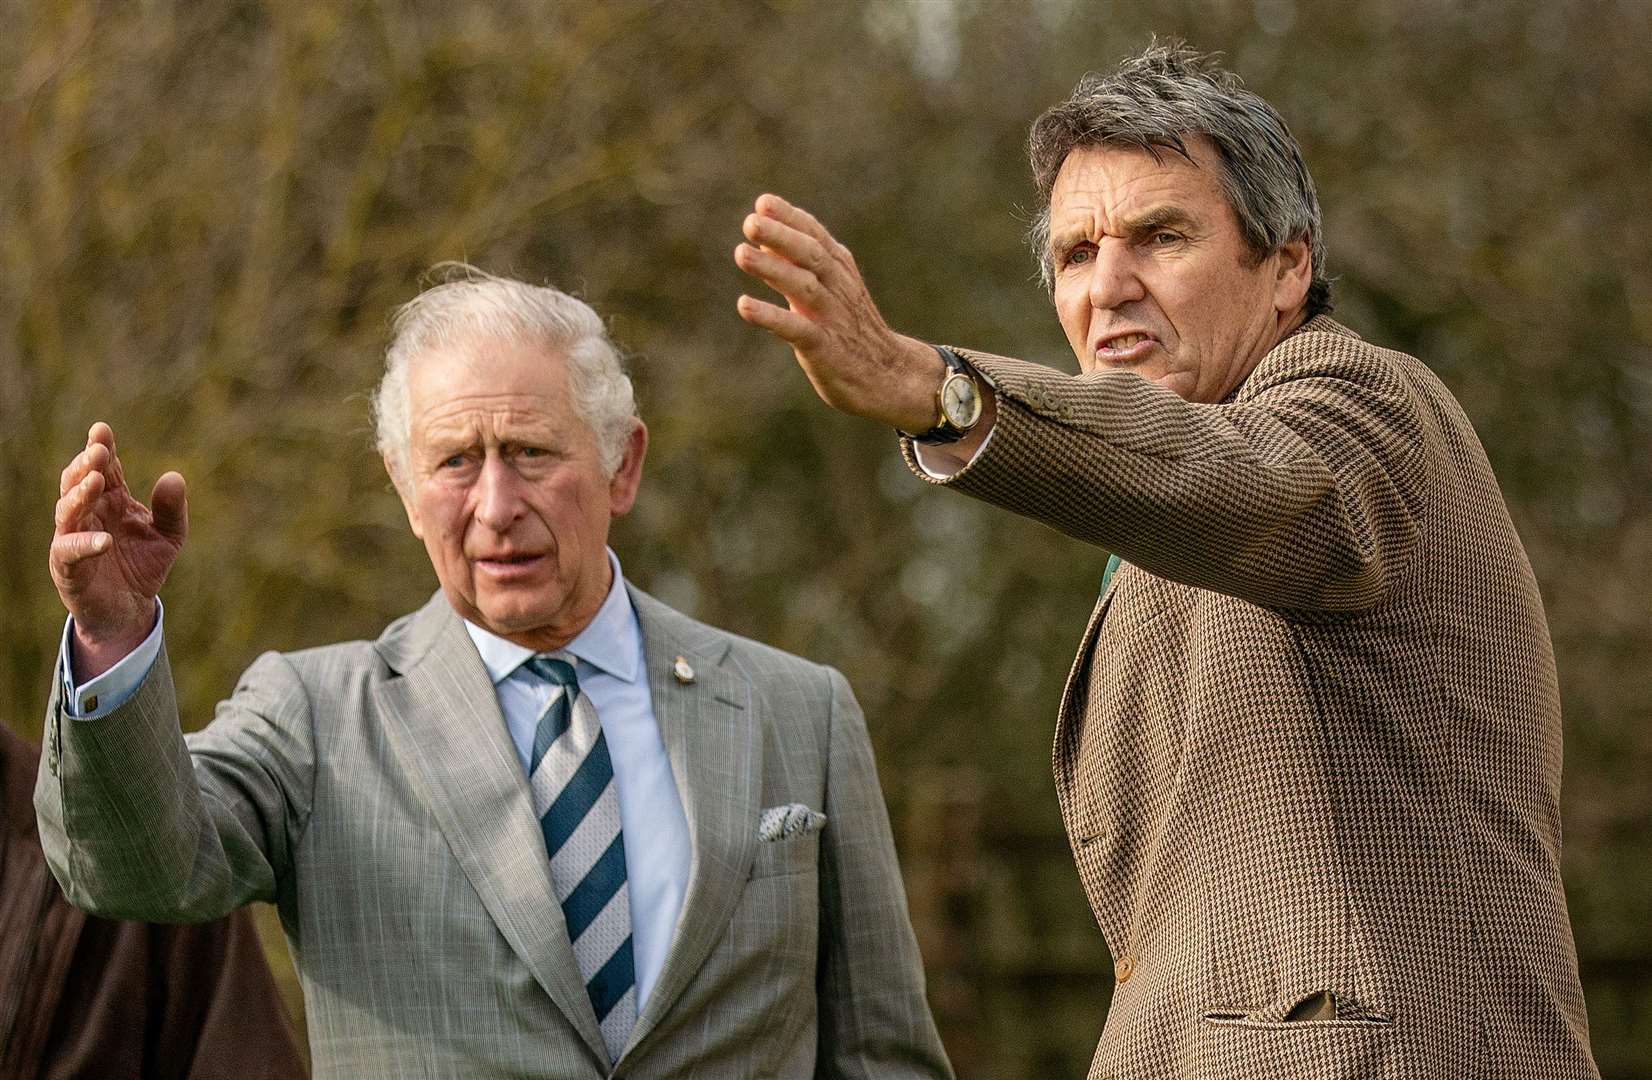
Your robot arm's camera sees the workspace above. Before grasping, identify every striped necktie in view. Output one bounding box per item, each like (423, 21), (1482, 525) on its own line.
(521, 655), (636, 1065)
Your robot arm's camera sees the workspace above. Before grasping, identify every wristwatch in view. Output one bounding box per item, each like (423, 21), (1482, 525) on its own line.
(902, 345), (983, 444)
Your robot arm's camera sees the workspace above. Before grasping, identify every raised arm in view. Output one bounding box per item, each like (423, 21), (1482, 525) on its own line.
(39, 424), (315, 922)
(920, 337), (1435, 613)
(735, 197), (1433, 615)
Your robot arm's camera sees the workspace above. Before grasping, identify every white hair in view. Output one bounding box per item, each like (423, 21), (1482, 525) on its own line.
(374, 264), (637, 489)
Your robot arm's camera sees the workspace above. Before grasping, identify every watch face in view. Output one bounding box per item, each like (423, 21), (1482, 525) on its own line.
(940, 372), (982, 429)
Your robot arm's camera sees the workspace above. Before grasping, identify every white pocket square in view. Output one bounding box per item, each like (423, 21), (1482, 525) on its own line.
(757, 803), (827, 842)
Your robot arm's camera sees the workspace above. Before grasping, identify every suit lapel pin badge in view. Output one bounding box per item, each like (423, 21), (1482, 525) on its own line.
(672, 655), (696, 685)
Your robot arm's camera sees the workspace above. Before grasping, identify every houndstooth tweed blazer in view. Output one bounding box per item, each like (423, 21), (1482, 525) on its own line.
(35, 585), (952, 1079)
(905, 317), (1599, 1079)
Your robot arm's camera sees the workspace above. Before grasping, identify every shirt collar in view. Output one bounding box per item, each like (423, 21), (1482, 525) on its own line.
(462, 548), (641, 685)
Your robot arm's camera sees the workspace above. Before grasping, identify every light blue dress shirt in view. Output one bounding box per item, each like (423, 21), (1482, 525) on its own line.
(462, 550), (690, 1014)
(58, 549), (692, 1015)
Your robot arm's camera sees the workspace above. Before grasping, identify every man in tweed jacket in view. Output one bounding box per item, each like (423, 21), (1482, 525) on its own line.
(37, 270), (952, 1078)
(735, 42), (1599, 1079)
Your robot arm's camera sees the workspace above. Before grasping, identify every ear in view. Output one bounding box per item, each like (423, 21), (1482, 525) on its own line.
(1271, 235), (1312, 317)
(607, 420), (648, 518)
(386, 456), (424, 540)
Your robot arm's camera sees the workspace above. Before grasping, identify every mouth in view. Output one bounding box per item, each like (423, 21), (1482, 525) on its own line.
(473, 553), (547, 575)
(1092, 331), (1159, 365)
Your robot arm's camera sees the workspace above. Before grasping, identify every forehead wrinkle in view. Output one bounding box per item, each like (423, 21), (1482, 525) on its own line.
(1052, 143), (1219, 220)
(413, 393), (563, 448)
(1049, 171), (1225, 263)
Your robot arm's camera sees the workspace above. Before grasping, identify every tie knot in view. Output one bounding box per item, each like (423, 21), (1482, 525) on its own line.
(522, 655), (578, 688)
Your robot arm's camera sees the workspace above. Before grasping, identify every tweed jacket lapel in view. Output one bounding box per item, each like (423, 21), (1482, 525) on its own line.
(623, 586), (756, 1053)
(1068, 555), (1126, 695)
(1056, 560), (1123, 789)
(373, 593), (608, 1064)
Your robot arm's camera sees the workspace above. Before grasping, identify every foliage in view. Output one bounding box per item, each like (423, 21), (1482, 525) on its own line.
(3, 0), (1648, 1072)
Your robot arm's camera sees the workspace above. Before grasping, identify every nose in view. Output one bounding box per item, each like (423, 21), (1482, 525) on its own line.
(1085, 239), (1146, 312)
(474, 454), (524, 532)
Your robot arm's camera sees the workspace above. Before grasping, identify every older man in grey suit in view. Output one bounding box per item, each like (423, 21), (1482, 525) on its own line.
(37, 269), (952, 1078)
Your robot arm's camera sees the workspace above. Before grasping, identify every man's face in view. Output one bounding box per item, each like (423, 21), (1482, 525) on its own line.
(394, 335), (645, 650)
(1047, 139), (1310, 403)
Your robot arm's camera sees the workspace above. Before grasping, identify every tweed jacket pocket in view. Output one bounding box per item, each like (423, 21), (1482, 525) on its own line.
(1193, 996), (1395, 1079)
(1097, 563), (1195, 636)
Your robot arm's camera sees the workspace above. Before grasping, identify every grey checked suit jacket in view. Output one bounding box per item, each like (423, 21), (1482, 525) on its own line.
(905, 317), (1599, 1079)
(35, 584), (952, 1079)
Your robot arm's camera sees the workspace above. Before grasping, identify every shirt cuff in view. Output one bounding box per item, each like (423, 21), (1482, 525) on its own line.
(910, 419), (996, 478)
(910, 356), (998, 478)
(58, 600), (165, 720)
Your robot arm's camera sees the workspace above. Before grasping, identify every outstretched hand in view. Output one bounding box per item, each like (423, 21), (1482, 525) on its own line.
(49, 422), (188, 676)
(735, 194), (944, 433)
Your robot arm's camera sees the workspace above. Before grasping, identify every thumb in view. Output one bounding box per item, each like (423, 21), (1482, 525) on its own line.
(151, 471), (189, 545)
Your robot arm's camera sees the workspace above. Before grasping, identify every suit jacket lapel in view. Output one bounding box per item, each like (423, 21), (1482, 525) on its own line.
(373, 594), (608, 1065)
(1055, 558), (1125, 794)
(623, 587), (756, 1052)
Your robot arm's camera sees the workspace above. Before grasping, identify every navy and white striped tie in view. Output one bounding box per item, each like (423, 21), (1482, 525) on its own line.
(521, 655), (636, 1064)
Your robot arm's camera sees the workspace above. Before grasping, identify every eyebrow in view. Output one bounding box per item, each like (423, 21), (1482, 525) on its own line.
(1050, 204), (1200, 256)
(1127, 206), (1197, 235)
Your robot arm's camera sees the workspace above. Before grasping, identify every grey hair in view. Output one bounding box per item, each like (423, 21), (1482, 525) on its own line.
(1026, 41), (1331, 316)
(374, 264), (638, 488)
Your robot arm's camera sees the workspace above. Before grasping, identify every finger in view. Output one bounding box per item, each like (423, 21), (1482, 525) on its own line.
(97, 440), (129, 497)
(743, 214), (831, 276)
(87, 421), (116, 454)
(734, 243), (828, 307)
(51, 531), (113, 568)
(60, 423), (116, 494)
(55, 470), (106, 535)
(150, 471), (188, 544)
(752, 192), (798, 223)
(61, 446), (95, 496)
(64, 439), (122, 501)
(754, 194), (834, 248)
(736, 295), (818, 345)
(86, 422), (120, 491)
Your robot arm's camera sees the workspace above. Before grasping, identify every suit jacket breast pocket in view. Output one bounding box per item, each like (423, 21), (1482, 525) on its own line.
(749, 831), (820, 879)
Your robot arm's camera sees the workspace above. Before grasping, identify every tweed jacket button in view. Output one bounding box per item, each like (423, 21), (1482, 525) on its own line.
(1114, 954), (1135, 983)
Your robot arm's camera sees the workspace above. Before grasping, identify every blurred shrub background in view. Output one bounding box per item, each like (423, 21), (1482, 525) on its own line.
(3, 0), (1648, 1073)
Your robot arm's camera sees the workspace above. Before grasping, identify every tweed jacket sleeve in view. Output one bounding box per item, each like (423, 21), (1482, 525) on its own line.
(35, 641), (315, 922)
(814, 667), (953, 1080)
(903, 319), (1436, 614)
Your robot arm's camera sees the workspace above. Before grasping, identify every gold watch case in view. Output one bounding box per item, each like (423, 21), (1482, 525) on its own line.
(939, 370), (982, 431)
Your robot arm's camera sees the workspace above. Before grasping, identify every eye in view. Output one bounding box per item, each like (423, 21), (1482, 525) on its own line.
(510, 444), (556, 465)
(440, 454), (465, 469)
(1148, 230), (1182, 247)
(1061, 245), (1094, 269)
